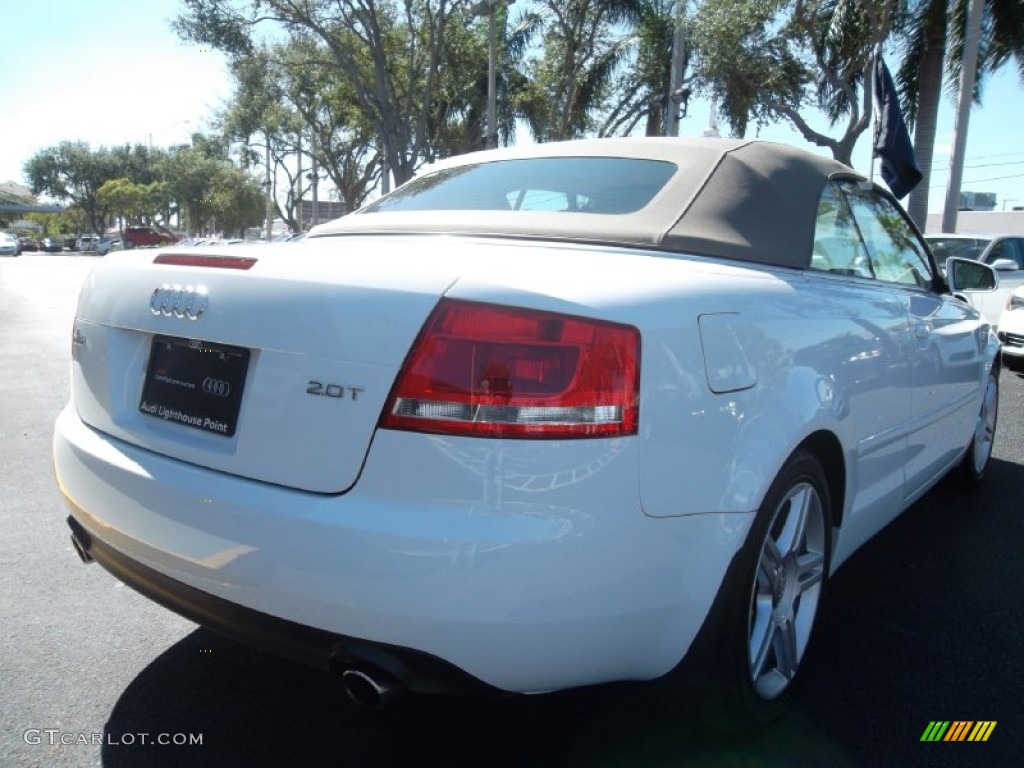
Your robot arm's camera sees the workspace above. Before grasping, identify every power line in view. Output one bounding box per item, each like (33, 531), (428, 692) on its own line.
(965, 172), (1024, 184)
(929, 171), (1024, 189)
(929, 159), (1024, 172)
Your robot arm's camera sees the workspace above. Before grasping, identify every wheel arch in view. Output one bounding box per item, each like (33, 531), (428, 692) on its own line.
(792, 430), (846, 530)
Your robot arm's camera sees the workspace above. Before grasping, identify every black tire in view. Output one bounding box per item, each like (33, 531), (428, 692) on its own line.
(958, 366), (999, 488)
(124, 239), (135, 250)
(670, 449), (832, 730)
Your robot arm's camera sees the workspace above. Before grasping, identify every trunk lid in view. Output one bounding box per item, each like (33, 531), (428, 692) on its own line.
(71, 240), (458, 493)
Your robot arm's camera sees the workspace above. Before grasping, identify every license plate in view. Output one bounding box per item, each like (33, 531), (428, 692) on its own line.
(139, 335), (250, 437)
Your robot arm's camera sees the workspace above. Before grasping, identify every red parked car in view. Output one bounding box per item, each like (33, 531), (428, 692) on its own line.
(122, 226), (178, 249)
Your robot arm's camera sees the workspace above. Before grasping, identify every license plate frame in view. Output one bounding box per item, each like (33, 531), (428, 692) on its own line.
(139, 335), (250, 437)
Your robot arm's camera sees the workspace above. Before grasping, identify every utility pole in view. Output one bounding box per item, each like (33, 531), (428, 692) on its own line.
(665, 13), (686, 137)
(487, 7), (498, 148)
(264, 135), (273, 241)
(470, 0), (513, 149)
(296, 133), (303, 232)
(311, 132), (319, 226)
(941, 0), (984, 233)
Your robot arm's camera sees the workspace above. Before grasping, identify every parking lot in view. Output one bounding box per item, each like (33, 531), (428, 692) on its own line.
(2, 252), (1022, 767)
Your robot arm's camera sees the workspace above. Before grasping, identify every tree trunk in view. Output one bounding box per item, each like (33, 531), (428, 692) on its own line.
(906, 1), (947, 231)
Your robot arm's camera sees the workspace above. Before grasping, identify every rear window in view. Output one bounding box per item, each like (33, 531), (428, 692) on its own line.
(362, 157), (677, 215)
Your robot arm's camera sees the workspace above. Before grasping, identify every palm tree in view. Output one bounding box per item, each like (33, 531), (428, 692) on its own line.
(896, 0), (1024, 228)
(600, 0), (695, 138)
(514, 0), (643, 142)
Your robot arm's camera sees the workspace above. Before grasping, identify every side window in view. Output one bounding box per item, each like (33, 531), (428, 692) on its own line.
(842, 184), (934, 288)
(999, 239), (1024, 269)
(810, 184), (873, 277)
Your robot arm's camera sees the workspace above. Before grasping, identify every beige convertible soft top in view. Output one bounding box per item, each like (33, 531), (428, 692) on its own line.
(310, 137), (866, 270)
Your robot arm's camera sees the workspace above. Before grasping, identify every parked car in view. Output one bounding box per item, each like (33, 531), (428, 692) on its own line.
(54, 138), (1001, 726)
(0, 232), (19, 256)
(76, 234), (101, 252)
(63, 236), (79, 251)
(924, 233), (1024, 326)
(41, 236), (64, 253)
(122, 226), (177, 249)
(18, 236), (39, 252)
(95, 237), (123, 256)
(924, 233), (1024, 268)
(998, 286), (1024, 372)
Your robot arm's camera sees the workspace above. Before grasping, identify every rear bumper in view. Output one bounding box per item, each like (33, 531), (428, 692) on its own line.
(53, 404), (749, 694)
(64, 513), (497, 696)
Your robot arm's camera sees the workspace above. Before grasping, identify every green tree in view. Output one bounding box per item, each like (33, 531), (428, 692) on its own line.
(160, 144), (265, 236)
(693, 0), (899, 165)
(23, 142), (123, 234)
(209, 166), (267, 236)
(896, 0), (1024, 227)
(98, 178), (149, 232)
(175, 0), (490, 185)
(514, 0), (641, 141)
(601, 1), (696, 136)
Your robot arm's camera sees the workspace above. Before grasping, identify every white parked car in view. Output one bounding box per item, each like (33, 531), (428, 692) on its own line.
(54, 138), (1001, 725)
(76, 234), (101, 252)
(924, 233), (1024, 327)
(0, 231), (19, 256)
(998, 286), (1024, 372)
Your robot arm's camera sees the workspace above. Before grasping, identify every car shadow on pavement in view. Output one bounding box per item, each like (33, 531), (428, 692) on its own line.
(99, 624), (857, 768)
(99, 459), (1022, 768)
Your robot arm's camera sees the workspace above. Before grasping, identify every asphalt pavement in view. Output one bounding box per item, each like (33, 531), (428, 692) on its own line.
(1, 253), (1022, 767)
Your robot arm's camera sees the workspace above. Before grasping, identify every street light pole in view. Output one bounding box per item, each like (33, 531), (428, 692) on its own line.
(265, 135), (273, 241)
(470, 0), (513, 149)
(665, 17), (685, 137)
(487, 9), (498, 148)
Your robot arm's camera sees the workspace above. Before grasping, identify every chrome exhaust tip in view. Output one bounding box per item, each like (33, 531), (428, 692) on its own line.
(340, 668), (402, 709)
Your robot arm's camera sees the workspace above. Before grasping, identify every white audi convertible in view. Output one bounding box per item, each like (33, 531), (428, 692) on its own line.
(54, 138), (1001, 723)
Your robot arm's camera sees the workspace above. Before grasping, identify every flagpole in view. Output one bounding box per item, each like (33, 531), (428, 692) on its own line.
(869, 43), (880, 185)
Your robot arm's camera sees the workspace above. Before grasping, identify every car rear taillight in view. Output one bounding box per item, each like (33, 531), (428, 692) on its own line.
(381, 300), (640, 438)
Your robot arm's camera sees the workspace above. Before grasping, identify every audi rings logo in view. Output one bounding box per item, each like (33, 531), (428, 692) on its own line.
(202, 377), (231, 398)
(150, 285), (208, 320)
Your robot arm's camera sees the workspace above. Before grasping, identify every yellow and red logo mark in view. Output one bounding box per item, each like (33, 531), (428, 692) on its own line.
(921, 721), (996, 742)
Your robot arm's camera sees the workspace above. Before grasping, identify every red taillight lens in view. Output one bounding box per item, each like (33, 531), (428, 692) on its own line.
(381, 300), (640, 438)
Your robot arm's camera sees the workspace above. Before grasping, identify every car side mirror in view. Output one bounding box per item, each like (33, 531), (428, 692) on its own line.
(946, 256), (998, 293)
(989, 257), (1019, 272)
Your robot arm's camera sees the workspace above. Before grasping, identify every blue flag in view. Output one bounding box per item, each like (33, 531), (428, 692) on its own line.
(873, 57), (922, 199)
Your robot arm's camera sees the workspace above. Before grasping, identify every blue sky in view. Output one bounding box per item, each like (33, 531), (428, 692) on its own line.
(2, 0), (1022, 213)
